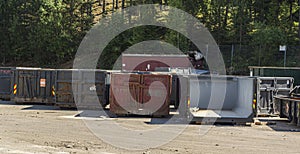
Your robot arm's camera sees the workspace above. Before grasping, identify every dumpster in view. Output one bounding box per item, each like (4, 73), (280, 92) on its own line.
(11, 67), (55, 104)
(275, 86), (300, 126)
(110, 73), (171, 116)
(249, 66), (300, 85)
(0, 67), (13, 100)
(141, 74), (171, 116)
(110, 73), (142, 115)
(256, 77), (294, 116)
(122, 54), (192, 72)
(274, 95), (300, 126)
(55, 69), (107, 109)
(185, 75), (256, 123)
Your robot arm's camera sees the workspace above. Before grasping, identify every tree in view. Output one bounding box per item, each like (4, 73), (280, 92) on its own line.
(250, 23), (287, 66)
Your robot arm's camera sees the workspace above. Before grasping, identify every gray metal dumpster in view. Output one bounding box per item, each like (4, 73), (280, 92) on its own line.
(55, 69), (107, 109)
(257, 77), (294, 116)
(0, 67), (13, 100)
(11, 67), (55, 104)
(186, 75), (256, 123)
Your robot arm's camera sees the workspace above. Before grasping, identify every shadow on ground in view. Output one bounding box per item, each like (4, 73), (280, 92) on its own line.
(0, 101), (17, 105)
(257, 117), (300, 132)
(21, 105), (62, 111)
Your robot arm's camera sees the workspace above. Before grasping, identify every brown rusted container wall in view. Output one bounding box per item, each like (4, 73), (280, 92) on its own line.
(141, 74), (171, 116)
(110, 73), (142, 114)
(122, 54), (192, 72)
(110, 73), (171, 116)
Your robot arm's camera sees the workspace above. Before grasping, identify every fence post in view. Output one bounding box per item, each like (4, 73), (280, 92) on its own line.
(231, 44), (234, 68)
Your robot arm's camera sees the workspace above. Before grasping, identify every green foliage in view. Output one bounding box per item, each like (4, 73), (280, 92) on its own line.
(0, 0), (299, 72)
(249, 22), (287, 66)
(0, 0), (94, 67)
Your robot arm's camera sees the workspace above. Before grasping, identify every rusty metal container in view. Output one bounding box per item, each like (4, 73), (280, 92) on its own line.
(110, 73), (142, 115)
(55, 69), (107, 109)
(141, 74), (171, 116)
(110, 73), (171, 116)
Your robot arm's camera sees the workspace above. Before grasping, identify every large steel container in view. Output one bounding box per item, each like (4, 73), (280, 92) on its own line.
(122, 54), (192, 72)
(185, 75), (256, 123)
(249, 66), (300, 85)
(11, 67), (55, 104)
(55, 69), (107, 109)
(110, 73), (171, 116)
(274, 96), (300, 126)
(0, 67), (13, 100)
(141, 74), (171, 116)
(110, 73), (142, 115)
(274, 86), (300, 126)
(257, 77), (294, 116)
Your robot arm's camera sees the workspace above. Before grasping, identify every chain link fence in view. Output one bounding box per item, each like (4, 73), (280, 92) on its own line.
(219, 45), (300, 75)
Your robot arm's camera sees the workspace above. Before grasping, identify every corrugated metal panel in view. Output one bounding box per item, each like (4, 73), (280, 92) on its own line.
(110, 73), (142, 115)
(141, 74), (171, 116)
(110, 73), (171, 116)
(56, 70), (73, 107)
(0, 67), (13, 100)
(11, 68), (55, 104)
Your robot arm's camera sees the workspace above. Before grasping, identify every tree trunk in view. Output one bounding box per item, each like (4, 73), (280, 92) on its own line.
(80, 5), (83, 31)
(249, 0), (252, 21)
(121, 0), (125, 9)
(116, 0), (118, 9)
(102, 0), (106, 13)
(223, 1), (229, 30)
(129, 0), (132, 23)
(290, 0), (293, 28)
(298, 0), (300, 45)
(276, 0), (280, 24)
(218, 3), (221, 43)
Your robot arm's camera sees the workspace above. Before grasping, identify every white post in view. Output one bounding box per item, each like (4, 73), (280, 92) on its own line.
(279, 45), (287, 67)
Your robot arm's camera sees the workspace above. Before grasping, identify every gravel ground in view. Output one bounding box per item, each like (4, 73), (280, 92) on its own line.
(0, 101), (300, 154)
